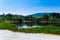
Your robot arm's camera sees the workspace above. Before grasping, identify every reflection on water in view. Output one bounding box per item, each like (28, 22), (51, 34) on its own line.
(17, 22), (43, 29)
(18, 25), (38, 28)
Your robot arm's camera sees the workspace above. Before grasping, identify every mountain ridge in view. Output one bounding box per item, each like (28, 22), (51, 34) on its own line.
(27, 13), (50, 17)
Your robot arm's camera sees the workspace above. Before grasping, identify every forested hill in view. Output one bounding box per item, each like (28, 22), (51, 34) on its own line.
(27, 13), (50, 17)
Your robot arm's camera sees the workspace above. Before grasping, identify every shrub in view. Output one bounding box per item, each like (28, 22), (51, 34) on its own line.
(0, 21), (18, 31)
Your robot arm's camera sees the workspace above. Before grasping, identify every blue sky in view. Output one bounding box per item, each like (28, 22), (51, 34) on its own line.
(0, 0), (60, 15)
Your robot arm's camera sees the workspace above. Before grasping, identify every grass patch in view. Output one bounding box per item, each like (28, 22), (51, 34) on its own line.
(18, 25), (60, 35)
(0, 21), (18, 31)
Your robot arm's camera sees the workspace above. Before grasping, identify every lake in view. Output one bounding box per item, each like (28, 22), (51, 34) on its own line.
(17, 22), (44, 30)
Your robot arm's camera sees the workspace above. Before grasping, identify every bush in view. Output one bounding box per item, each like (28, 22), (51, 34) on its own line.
(0, 21), (18, 31)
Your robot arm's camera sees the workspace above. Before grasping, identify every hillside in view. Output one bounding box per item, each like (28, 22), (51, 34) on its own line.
(27, 13), (50, 17)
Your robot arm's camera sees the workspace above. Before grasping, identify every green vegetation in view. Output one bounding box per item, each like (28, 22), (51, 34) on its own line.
(0, 21), (18, 31)
(0, 21), (60, 35)
(19, 25), (60, 35)
(0, 13), (60, 35)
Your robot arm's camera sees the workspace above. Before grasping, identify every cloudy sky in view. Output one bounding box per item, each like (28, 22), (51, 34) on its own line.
(0, 0), (60, 15)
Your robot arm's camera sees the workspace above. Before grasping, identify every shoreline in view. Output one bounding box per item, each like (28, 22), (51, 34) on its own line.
(1, 30), (60, 36)
(0, 30), (60, 40)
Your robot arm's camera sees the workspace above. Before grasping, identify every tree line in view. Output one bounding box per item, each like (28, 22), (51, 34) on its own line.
(0, 13), (60, 26)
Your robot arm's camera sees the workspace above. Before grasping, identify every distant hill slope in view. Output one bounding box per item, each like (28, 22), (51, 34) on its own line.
(27, 13), (50, 17)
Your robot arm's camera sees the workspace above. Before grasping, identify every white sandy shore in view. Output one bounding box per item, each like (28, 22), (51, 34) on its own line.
(0, 30), (60, 40)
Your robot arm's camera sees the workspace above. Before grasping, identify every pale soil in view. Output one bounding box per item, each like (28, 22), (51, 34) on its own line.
(0, 30), (60, 40)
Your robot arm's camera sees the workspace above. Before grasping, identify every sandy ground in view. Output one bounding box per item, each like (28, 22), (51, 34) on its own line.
(0, 30), (60, 40)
